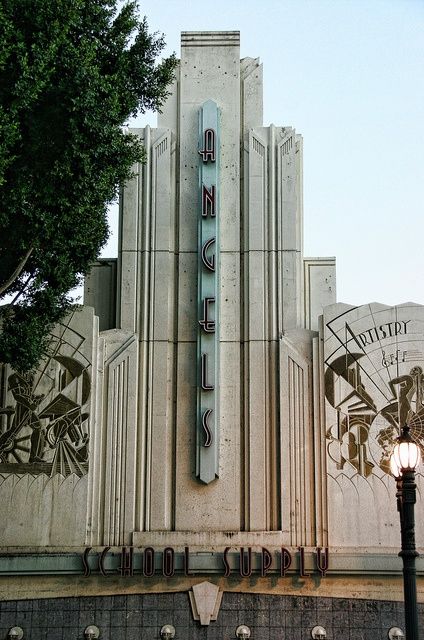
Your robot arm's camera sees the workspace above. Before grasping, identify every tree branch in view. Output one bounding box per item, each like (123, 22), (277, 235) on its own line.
(10, 272), (34, 305)
(0, 247), (34, 296)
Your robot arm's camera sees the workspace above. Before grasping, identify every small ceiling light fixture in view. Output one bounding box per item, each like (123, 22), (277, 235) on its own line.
(236, 625), (251, 640)
(84, 626), (100, 640)
(7, 628), (24, 640)
(388, 628), (405, 640)
(160, 625), (176, 640)
(311, 626), (327, 640)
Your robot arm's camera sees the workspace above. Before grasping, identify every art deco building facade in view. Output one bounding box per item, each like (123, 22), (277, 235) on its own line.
(0, 31), (423, 640)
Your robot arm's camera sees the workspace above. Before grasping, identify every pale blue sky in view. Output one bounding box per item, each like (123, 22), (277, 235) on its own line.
(102, 0), (424, 307)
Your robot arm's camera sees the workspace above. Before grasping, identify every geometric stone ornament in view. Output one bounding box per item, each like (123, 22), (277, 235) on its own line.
(188, 581), (222, 625)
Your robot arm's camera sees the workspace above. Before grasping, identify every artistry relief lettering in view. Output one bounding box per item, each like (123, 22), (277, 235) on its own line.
(196, 101), (220, 484)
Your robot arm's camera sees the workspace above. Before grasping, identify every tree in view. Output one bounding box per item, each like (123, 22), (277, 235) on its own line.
(0, 0), (176, 371)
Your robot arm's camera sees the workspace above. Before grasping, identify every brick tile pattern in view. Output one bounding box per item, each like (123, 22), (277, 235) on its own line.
(1, 593), (423, 640)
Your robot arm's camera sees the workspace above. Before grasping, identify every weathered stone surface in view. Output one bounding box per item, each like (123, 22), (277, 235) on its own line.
(0, 306), (98, 546)
(0, 593), (417, 640)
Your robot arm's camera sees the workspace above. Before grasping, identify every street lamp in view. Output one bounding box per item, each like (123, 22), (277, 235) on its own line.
(390, 425), (422, 640)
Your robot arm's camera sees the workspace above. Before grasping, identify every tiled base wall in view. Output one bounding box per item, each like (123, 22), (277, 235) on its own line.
(1, 593), (422, 640)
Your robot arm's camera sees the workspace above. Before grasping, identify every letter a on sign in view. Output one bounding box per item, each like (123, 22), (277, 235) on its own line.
(199, 128), (216, 162)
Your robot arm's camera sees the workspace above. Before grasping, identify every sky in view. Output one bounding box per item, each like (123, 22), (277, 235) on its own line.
(101, 0), (424, 307)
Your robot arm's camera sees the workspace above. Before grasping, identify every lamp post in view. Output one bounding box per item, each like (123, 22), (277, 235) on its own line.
(390, 425), (422, 640)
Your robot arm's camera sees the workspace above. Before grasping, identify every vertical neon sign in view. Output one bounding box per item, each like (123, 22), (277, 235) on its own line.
(197, 100), (220, 484)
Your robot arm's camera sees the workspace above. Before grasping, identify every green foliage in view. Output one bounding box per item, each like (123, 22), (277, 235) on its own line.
(0, 0), (176, 370)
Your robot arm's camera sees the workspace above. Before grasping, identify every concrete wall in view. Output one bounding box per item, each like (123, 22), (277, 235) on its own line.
(108, 30), (337, 543)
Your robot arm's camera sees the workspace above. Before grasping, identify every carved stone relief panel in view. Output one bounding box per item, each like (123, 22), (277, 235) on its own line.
(0, 311), (92, 478)
(0, 307), (97, 546)
(322, 302), (424, 547)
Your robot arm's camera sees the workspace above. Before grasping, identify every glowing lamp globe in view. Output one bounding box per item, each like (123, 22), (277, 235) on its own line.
(390, 426), (421, 477)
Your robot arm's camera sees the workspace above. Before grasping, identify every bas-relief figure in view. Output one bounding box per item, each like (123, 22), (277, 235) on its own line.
(324, 303), (424, 477)
(0, 320), (91, 478)
(0, 309), (95, 546)
(323, 303), (424, 545)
